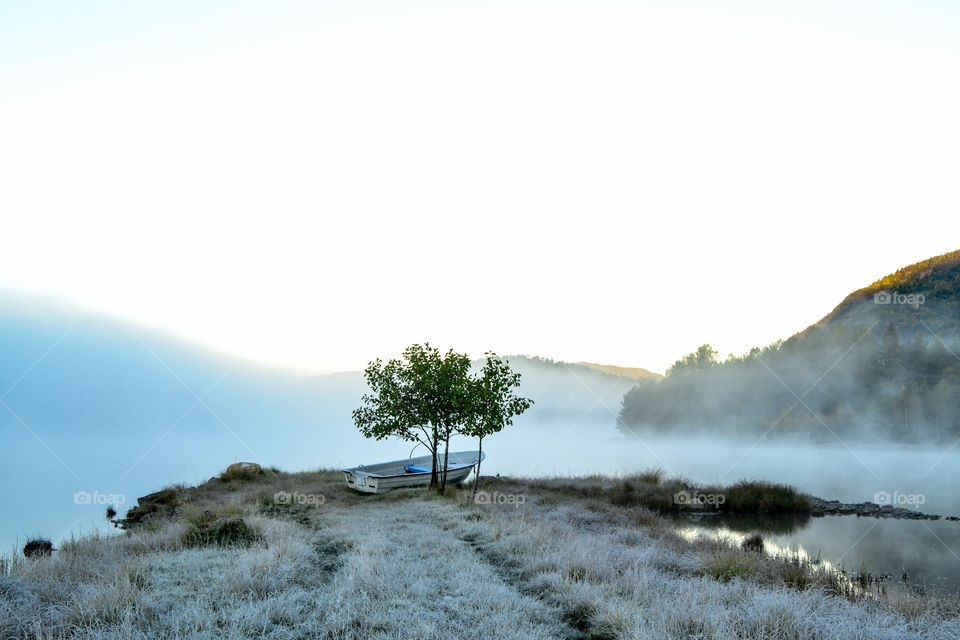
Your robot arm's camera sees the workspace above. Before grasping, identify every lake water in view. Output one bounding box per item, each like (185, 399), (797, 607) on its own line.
(675, 515), (960, 594)
(493, 428), (960, 593)
(3, 420), (958, 593)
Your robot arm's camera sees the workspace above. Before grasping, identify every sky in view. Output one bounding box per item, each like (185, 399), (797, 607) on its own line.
(1, 0), (959, 374)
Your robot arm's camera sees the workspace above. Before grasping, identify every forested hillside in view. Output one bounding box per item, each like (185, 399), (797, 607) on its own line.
(619, 251), (960, 442)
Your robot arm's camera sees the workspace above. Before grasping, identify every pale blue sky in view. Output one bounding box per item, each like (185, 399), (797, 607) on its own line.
(2, 1), (958, 373)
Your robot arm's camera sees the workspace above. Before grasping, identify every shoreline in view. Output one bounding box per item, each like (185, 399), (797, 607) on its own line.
(3, 469), (959, 639)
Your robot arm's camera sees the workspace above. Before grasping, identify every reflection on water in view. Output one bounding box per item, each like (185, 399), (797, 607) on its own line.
(679, 512), (813, 535)
(672, 513), (960, 593)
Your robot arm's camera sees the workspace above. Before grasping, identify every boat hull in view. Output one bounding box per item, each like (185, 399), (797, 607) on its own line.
(342, 450), (484, 494)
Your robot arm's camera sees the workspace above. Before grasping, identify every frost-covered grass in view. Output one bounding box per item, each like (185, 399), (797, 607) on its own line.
(1, 469), (958, 639)
(458, 484), (960, 639)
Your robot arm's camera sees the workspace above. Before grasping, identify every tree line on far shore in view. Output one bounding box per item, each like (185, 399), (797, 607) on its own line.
(618, 323), (960, 442)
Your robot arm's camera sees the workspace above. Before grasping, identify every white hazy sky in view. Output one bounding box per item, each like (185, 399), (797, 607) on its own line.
(1, 0), (958, 374)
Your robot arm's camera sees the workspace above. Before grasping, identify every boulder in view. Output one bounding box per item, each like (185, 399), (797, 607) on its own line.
(119, 488), (179, 529)
(221, 462), (264, 481)
(225, 462), (262, 475)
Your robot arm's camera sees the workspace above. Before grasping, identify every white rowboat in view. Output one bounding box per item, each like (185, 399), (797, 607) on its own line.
(342, 450), (485, 494)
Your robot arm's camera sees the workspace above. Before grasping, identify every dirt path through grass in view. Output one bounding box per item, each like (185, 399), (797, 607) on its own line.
(311, 497), (576, 639)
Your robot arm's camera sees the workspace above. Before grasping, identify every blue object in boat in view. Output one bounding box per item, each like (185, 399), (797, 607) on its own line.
(404, 464), (431, 473)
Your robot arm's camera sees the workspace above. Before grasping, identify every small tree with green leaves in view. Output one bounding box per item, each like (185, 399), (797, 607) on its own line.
(353, 343), (474, 491)
(353, 353), (431, 481)
(461, 353), (533, 496)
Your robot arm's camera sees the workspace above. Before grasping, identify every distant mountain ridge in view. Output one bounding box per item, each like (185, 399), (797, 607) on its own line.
(576, 362), (662, 381)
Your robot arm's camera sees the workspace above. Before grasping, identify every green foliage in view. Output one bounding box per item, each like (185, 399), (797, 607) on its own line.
(353, 355), (420, 445)
(460, 353), (532, 494)
(461, 354), (533, 442)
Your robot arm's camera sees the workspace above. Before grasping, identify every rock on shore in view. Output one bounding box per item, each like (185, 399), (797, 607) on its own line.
(810, 497), (952, 520)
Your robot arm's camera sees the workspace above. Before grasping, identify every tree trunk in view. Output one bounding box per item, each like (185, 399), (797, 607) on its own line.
(440, 433), (451, 493)
(429, 430), (438, 489)
(472, 436), (484, 498)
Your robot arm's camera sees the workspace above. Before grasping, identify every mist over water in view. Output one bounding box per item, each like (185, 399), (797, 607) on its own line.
(1, 300), (958, 593)
(5, 411), (959, 591)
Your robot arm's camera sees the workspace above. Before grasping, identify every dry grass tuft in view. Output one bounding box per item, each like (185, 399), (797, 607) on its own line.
(698, 549), (765, 582)
(181, 514), (261, 548)
(741, 532), (765, 553)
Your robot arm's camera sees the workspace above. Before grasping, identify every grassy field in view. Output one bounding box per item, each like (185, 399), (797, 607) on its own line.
(2, 469), (958, 639)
